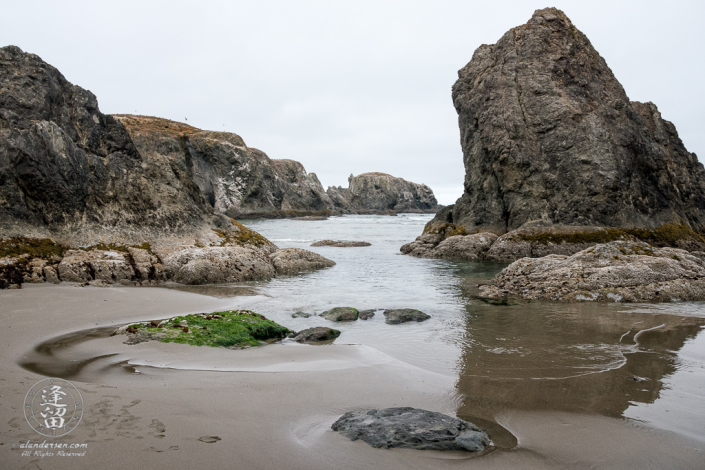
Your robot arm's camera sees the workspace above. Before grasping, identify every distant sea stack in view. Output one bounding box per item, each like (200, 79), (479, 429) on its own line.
(327, 173), (439, 214)
(403, 8), (705, 261)
(114, 115), (334, 220)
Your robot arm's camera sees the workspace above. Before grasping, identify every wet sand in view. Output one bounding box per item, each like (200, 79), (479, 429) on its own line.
(1, 283), (704, 469)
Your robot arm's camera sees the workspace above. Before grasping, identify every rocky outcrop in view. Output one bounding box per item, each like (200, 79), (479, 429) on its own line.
(1, 220), (334, 288)
(479, 240), (705, 302)
(0, 46), (336, 288)
(0, 46), (225, 243)
(383, 309), (430, 324)
(404, 8), (705, 261)
(310, 240), (371, 247)
(332, 407), (490, 452)
(327, 173), (439, 214)
(115, 115), (335, 220)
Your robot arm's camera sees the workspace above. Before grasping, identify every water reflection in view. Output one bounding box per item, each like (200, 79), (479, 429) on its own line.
(454, 301), (705, 424)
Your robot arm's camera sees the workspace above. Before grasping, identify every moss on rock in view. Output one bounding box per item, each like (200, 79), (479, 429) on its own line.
(120, 310), (291, 348)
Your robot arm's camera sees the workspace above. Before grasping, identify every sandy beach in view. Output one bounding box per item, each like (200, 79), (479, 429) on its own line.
(1, 283), (703, 470)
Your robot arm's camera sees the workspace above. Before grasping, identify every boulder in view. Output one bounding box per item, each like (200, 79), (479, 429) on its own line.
(269, 248), (336, 275)
(311, 240), (371, 247)
(320, 307), (359, 322)
(291, 311), (312, 318)
(480, 240), (705, 302)
(293, 327), (341, 343)
(58, 250), (135, 284)
(358, 309), (376, 320)
(383, 309), (430, 324)
(162, 245), (275, 285)
(332, 407), (490, 452)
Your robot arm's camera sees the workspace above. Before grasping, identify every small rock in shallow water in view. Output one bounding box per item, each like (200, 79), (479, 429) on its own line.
(320, 307), (359, 322)
(310, 240), (371, 247)
(293, 327), (341, 343)
(358, 309), (376, 320)
(332, 407), (490, 452)
(198, 436), (221, 443)
(291, 311), (312, 318)
(383, 309), (430, 324)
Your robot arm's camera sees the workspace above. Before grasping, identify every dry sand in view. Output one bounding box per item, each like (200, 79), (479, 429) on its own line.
(1, 284), (704, 469)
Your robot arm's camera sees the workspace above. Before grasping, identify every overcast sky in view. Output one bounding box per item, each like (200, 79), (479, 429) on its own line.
(2, 1), (703, 204)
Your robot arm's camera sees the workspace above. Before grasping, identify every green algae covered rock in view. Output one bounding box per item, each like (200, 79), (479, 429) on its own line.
(114, 310), (291, 349)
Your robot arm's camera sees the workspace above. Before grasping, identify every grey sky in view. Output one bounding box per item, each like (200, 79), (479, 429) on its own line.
(2, 1), (703, 204)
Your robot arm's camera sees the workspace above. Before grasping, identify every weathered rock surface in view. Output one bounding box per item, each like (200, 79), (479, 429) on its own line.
(162, 245), (275, 285)
(448, 7), (705, 234)
(358, 309), (376, 320)
(320, 307), (359, 322)
(60, 249), (145, 285)
(291, 311), (312, 318)
(269, 248), (336, 275)
(404, 8), (705, 262)
(0, 46), (226, 243)
(401, 232), (498, 260)
(383, 309), (430, 324)
(331, 407), (490, 452)
(327, 173), (439, 214)
(480, 240), (705, 302)
(311, 240), (371, 247)
(293, 327), (341, 343)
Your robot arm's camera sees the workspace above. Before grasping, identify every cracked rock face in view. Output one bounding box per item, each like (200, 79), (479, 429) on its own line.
(480, 240), (705, 302)
(115, 115), (335, 220)
(0, 46), (220, 243)
(332, 407), (490, 452)
(435, 8), (705, 235)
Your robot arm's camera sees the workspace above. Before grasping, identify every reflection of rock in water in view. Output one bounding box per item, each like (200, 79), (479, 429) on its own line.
(454, 302), (705, 422)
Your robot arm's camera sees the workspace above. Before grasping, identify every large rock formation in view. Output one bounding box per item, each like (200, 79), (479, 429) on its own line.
(114, 115), (335, 219)
(403, 8), (705, 261)
(0, 46), (335, 288)
(0, 46), (222, 242)
(327, 173), (439, 214)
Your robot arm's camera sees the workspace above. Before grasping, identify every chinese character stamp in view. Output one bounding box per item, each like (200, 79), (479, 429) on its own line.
(24, 378), (83, 437)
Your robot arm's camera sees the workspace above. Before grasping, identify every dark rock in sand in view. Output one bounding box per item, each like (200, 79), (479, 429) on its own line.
(311, 240), (371, 247)
(320, 307), (359, 322)
(358, 309), (376, 320)
(404, 8), (705, 262)
(327, 173), (439, 214)
(331, 407), (490, 452)
(383, 309), (430, 324)
(293, 327), (341, 343)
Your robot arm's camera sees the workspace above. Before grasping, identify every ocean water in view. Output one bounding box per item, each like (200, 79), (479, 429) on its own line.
(233, 214), (705, 443)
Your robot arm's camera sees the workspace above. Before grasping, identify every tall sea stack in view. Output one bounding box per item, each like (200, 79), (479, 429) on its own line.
(443, 7), (705, 234)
